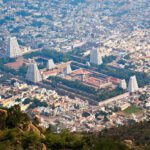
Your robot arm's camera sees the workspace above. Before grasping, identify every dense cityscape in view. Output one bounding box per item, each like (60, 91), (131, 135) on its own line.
(0, 0), (150, 149)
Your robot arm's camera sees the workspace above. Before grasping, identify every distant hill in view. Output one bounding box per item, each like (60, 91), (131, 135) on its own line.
(0, 105), (150, 150)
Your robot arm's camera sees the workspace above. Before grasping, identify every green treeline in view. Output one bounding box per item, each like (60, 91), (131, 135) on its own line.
(23, 49), (71, 63)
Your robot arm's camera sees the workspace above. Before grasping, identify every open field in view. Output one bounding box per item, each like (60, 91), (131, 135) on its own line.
(124, 105), (143, 115)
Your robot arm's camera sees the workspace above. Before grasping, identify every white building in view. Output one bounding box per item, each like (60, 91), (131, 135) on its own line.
(47, 59), (56, 70)
(128, 75), (139, 93)
(64, 64), (72, 75)
(90, 48), (103, 65)
(6, 36), (22, 58)
(120, 79), (127, 90)
(26, 61), (42, 83)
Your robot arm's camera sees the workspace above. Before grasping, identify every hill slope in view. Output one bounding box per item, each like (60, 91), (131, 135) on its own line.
(0, 105), (150, 150)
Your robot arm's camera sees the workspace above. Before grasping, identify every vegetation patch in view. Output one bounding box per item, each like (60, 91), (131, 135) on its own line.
(0, 106), (150, 150)
(124, 105), (143, 115)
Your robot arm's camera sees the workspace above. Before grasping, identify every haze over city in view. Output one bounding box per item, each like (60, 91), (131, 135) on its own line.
(0, 0), (150, 149)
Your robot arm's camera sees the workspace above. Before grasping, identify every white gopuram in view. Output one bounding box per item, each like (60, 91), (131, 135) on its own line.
(128, 75), (139, 93)
(120, 79), (127, 90)
(26, 61), (42, 83)
(47, 59), (56, 70)
(86, 61), (91, 67)
(6, 36), (22, 58)
(90, 48), (103, 65)
(64, 64), (72, 75)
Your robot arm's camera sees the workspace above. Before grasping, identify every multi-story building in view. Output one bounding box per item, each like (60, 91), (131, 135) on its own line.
(26, 61), (42, 83)
(90, 48), (103, 65)
(120, 79), (127, 90)
(47, 59), (56, 70)
(128, 76), (139, 93)
(6, 37), (22, 58)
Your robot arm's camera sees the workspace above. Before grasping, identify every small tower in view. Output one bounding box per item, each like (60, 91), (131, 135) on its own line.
(26, 61), (42, 83)
(81, 74), (86, 81)
(64, 64), (72, 75)
(86, 61), (91, 67)
(47, 59), (56, 70)
(120, 79), (127, 90)
(90, 48), (103, 65)
(128, 75), (139, 93)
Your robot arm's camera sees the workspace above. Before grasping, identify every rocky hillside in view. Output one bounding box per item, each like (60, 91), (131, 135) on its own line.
(0, 105), (149, 150)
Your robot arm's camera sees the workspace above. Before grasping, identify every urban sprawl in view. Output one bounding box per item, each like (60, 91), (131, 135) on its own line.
(0, 0), (150, 132)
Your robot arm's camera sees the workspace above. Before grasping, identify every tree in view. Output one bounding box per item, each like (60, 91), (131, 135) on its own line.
(6, 105), (29, 128)
(18, 63), (28, 76)
(23, 98), (32, 105)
